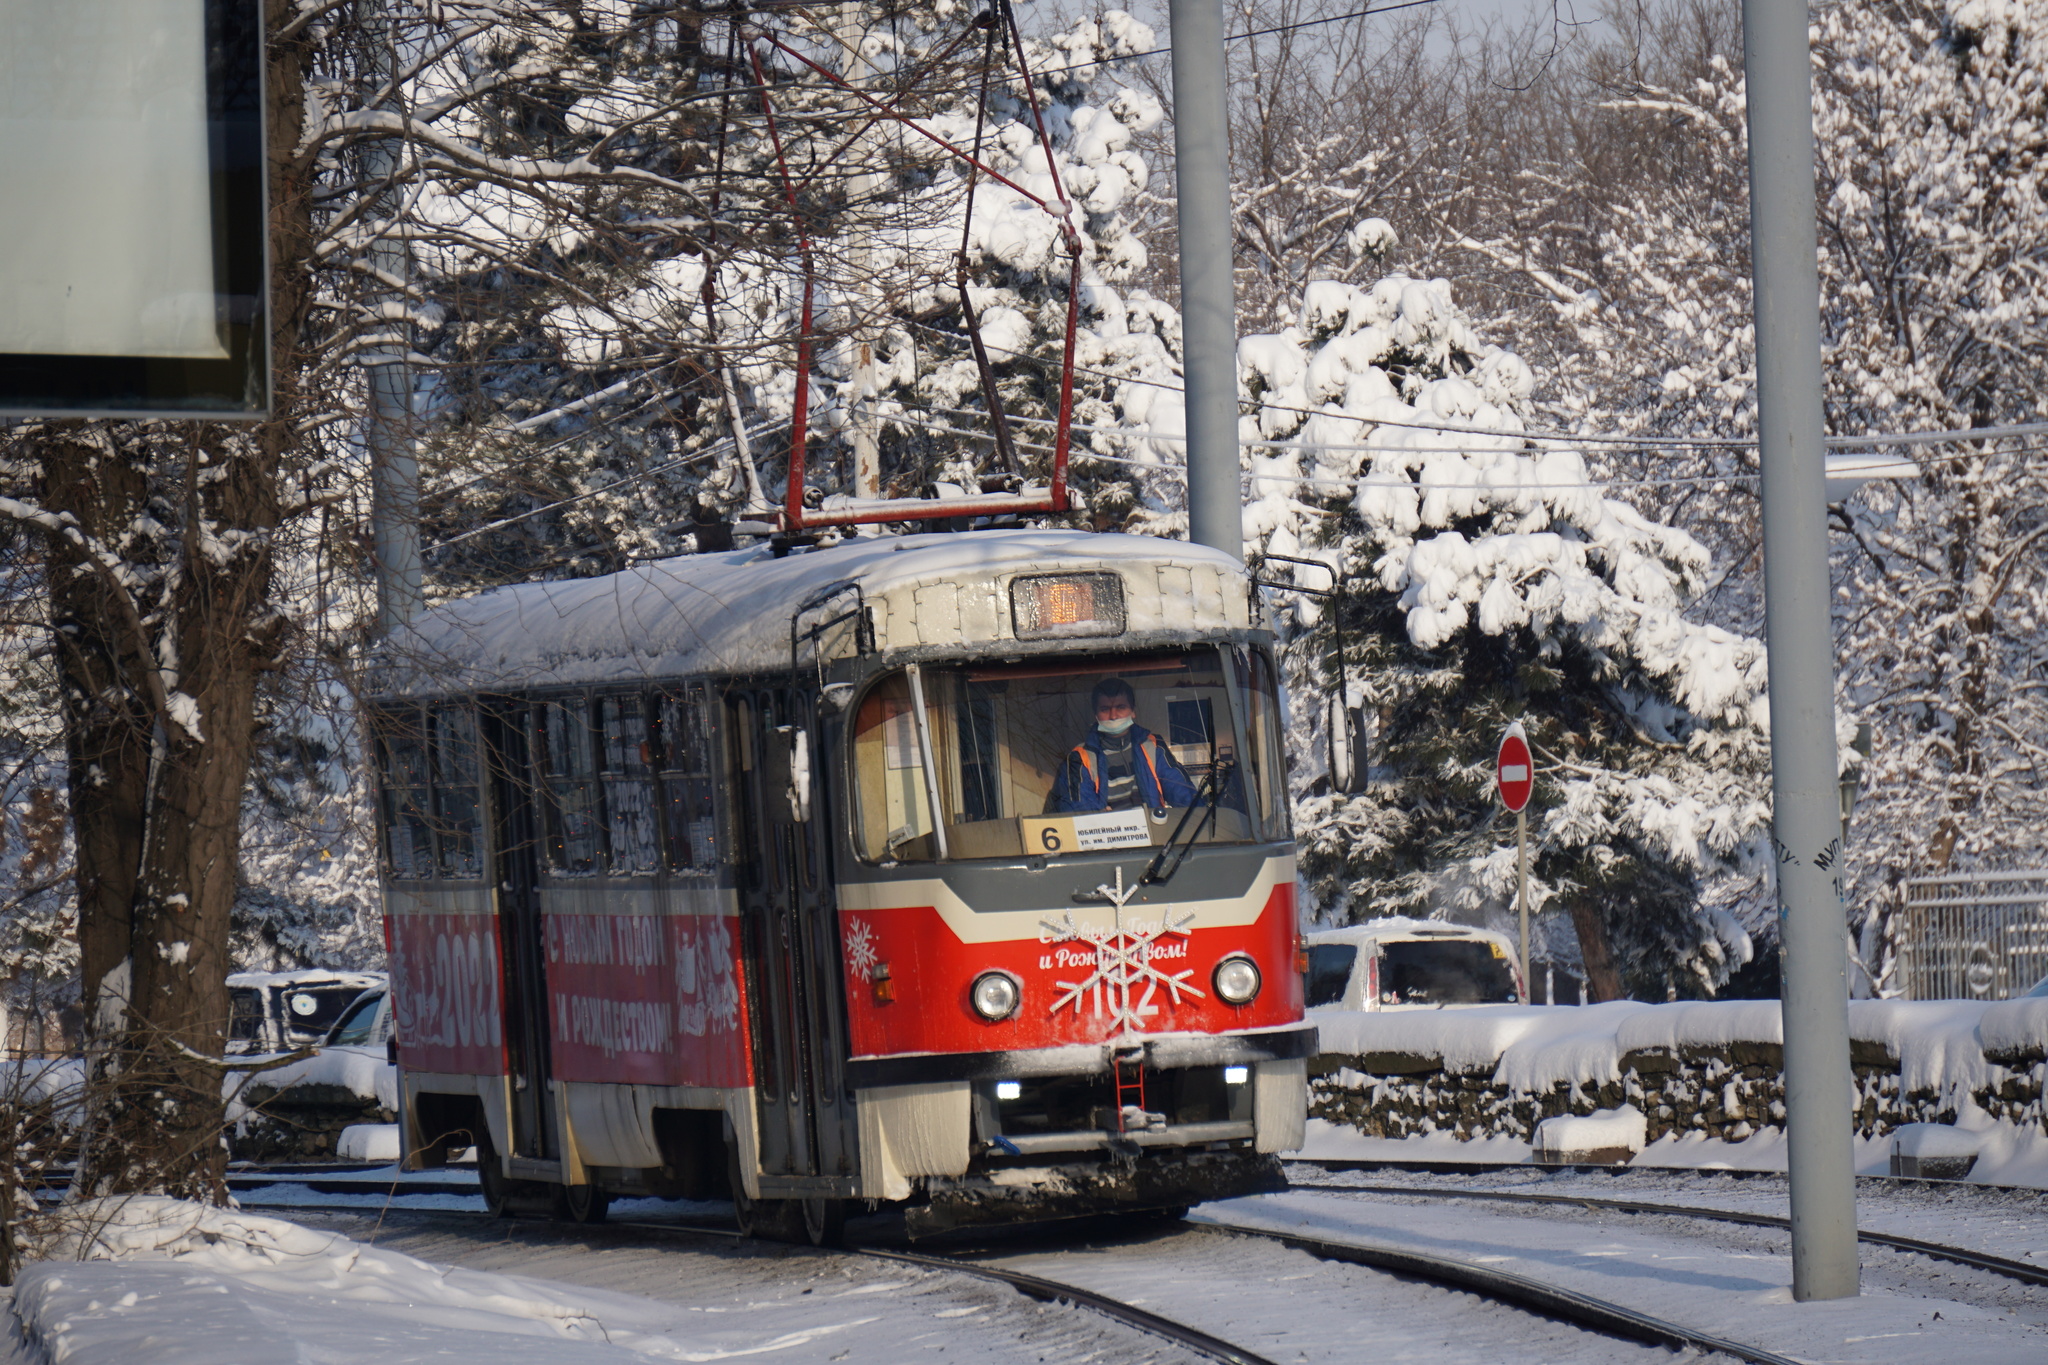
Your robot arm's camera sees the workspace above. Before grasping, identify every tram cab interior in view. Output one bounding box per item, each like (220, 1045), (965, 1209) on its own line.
(850, 645), (1288, 863)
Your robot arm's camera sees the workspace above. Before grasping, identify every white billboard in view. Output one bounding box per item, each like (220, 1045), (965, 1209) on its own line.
(0, 0), (267, 416)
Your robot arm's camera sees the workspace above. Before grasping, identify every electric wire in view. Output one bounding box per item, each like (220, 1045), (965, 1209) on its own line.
(896, 318), (2048, 453)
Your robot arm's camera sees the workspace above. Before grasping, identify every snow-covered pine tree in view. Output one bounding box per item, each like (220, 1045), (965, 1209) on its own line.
(1237, 269), (1774, 998)
(1460, 0), (2048, 989)
(343, 4), (1179, 586)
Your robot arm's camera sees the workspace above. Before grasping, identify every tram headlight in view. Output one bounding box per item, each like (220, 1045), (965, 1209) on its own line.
(1213, 955), (1262, 1006)
(970, 971), (1021, 1021)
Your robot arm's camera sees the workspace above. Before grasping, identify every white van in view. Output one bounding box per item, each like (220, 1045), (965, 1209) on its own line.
(1304, 919), (1524, 1011)
(226, 969), (386, 1054)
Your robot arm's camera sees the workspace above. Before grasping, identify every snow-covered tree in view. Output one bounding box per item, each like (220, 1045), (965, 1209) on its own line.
(1459, 0), (2048, 989)
(1234, 270), (1775, 997)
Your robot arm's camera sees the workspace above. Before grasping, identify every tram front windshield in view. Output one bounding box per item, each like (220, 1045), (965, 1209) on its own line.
(852, 647), (1288, 862)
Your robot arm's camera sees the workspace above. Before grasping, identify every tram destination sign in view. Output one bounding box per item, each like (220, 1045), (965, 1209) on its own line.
(1496, 721), (1534, 813)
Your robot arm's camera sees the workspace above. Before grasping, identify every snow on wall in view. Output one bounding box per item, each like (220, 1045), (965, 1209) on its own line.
(1979, 997), (2048, 1060)
(228, 1050), (397, 1112)
(1850, 999), (1998, 1094)
(1316, 998), (2030, 1099)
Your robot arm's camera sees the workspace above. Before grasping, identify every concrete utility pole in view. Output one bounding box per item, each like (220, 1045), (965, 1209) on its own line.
(1168, 0), (1242, 562)
(1739, 0), (1860, 1300)
(836, 2), (882, 509)
(366, 12), (422, 636)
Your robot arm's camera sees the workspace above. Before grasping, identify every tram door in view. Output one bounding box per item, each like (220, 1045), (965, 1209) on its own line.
(729, 687), (857, 1187)
(481, 701), (558, 1163)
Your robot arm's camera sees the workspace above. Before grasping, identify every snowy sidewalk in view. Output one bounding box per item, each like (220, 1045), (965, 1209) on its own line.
(0, 1199), (1179, 1365)
(1197, 1189), (2048, 1364)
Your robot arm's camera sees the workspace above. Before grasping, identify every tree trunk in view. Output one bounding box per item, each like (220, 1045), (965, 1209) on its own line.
(43, 438), (152, 1015)
(1566, 893), (1627, 1002)
(56, 1), (317, 1199)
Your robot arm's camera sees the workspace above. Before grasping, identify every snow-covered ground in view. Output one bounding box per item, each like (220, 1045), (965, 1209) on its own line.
(1202, 1184), (2048, 1363)
(8, 1173), (2045, 1364)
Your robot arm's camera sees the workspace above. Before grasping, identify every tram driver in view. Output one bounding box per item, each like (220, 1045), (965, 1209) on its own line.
(1046, 678), (1199, 814)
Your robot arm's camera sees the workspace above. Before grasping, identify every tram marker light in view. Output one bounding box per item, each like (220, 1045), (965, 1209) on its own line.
(872, 962), (895, 1005)
(1213, 955), (1261, 1005)
(970, 971), (1021, 1021)
(995, 1080), (1022, 1100)
(1011, 573), (1124, 640)
(1224, 1066), (1249, 1085)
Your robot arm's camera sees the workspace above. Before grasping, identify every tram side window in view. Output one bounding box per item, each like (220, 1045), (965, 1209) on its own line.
(430, 705), (483, 880)
(851, 676), (936, 860)
(599, 695), (660, 874)
(658, 690), (718, 871)
(1240, 648), (1291, 836)
(376, 708), (434, 881)
(537, 697), (603, 875)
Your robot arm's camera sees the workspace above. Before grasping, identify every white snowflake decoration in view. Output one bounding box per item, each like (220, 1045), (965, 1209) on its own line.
(1041, 868), (1201, 1037)
(843, 915), (880, 982)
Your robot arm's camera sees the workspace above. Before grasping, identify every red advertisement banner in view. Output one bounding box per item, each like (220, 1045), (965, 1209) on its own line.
(390, 913), (508, 1076)
(544, 912), (750, 1088)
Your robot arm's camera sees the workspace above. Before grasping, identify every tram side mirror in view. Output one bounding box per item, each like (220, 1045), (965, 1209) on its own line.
(1326, 699), (1367, 795)
(768, 725), (811, 823)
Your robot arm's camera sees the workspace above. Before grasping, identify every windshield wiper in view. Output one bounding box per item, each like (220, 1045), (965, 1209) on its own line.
(1141, 756), (1233, 885)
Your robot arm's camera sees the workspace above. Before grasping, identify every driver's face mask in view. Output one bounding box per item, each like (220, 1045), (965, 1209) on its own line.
(1096, 716), (1135, 736)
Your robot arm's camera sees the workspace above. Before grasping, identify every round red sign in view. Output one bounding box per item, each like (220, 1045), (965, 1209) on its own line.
(1496, 722), (1534, 812)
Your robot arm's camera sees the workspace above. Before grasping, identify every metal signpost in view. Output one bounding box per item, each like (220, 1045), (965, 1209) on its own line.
(1496, 722), (1534, 990)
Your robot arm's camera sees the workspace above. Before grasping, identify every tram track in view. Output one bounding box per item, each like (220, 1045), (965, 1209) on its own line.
(236, 1195), (1791, 1363)
(1286, 1178), (2048, 1289)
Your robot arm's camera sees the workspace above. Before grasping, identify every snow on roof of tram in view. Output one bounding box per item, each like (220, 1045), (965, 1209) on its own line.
(368, 530), (1245, 697)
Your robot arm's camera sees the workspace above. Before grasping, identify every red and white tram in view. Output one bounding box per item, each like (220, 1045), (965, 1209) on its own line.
(369, 529), (1310, 1241)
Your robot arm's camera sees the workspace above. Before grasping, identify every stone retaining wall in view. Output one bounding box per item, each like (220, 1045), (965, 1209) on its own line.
(1310, 1011), (2048, 1149)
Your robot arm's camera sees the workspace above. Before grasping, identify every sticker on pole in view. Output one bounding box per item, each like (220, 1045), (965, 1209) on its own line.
(1496, 721), (1534, 813)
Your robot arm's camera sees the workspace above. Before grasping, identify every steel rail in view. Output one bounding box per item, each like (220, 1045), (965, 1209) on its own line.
(1197, 1222), (1802, 1365)
(857, 1245), (1282, 1365)
(240, 1194), (1800, 1363)
(230, 1199), (1279, 1365)
(1288, 1181), (2048, 1289)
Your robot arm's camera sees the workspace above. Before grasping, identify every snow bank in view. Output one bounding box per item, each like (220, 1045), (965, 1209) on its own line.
(1294, 1119), (1532, 1164)
(1533, 1104), (1647, 1155)
(14, 1198), (870, 1365)
(1890, 1122), (1981, 1159)
(337, 1123), (402, 1163)
(0, 1057), (83, 1107)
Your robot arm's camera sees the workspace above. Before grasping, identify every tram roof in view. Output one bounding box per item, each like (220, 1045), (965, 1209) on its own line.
(368, 529), (1254, 699)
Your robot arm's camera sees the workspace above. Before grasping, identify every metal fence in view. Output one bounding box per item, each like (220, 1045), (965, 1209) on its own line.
(1896, 870), (2048, 1000)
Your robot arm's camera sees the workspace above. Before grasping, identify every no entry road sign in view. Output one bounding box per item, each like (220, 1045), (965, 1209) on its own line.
(1496, 722), (1533, 812)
